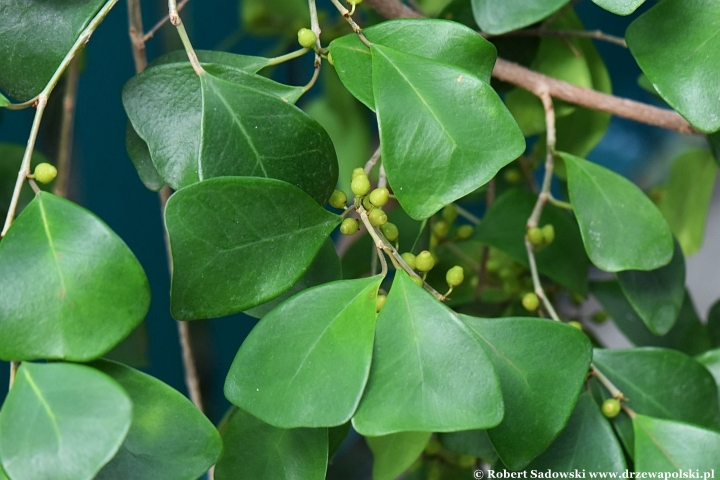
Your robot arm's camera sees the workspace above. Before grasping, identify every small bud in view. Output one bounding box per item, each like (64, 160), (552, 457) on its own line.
(446, 266), (464, 287)
(368, 208), (387, 227)
(376, 294), (387, 312)
(351, 175), (371, 197)
(456, 224), (474, 240)
(401, 252), (416, 270)
(369, 187), (390, 207)
(411, 276), (424, 287)
(522, 292), (540, 311)
(297, 28), (317, 49)
(568, 320), (583, 330)
(503, 168), (522, 184)
(441, 204), (457, 224)
(33, 163), (57, 184)
(527, 227), (544, 246)
(415, 251), (435, 272)
(339, 218), (359, 235)
(380, 222), (399, 242)
(328, 189), (347, 209)
(601, 398), (621, 419)
(351, 167), (366, 179)
(432, 220), (449, 239)
(542, 224), (555, 245)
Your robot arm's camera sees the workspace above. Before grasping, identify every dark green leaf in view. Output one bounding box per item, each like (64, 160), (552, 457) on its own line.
(93, 360), (222, 480)
(461, 316), (592, 469)
(330, 19), (497, 110)
(592, 348), (720, 430)
(524, 392), (627, 472)
(225, 276), (382, 428)
(471, 0), (571, 34)
(634, 415), (720, 470)
(591, 281), (711, 355)
(0, 193), (150, 361)
(0, 362), (132, 480)
(696, 348), (720, 392)
(352, 272), (503, 435)
(709, 300), (720, 348)
(150, 50), (272, 72)
(214, 408), (328, 480)
(658, 149), (718, 256)
(437, 430), (498, 463)
(366, 432), (431, 480)
(0, 0), (105, 100)
(626, 0), (720, 133)
(709, 133), (720, 166)
(125, 122), (164, 192)
(591, 0), (646, 15)
(165, 177), (340, 320)
(328, 423), (351, 460)
(472, 188), (589, 295)
(561, 152), (673, 272)
(0, 143), (53, 221)
(372, 45), (524, 219)
(617, 240), (685, 335)
(104, 323), (149, 368)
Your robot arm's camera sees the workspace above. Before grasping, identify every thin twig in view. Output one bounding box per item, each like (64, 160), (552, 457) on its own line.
(590, 364), (626, 401)
(308, 0), (323, 68)
(378, 164), (387, 188)
(490, 28), (627, 48)
(525, 238), (561, 320)
(376, 245), (388, 277)
(454, 204), (480, 225)
(8, 362), (18, 390)
(364, 146), (381, 174)
(54, 56), (81, 198)
(143, 0), (190, 41)
(167, 0), (204, 75)
(302, 65), (321, 93)
(266, 47), (310, 67)
(329, 0), (373, 47)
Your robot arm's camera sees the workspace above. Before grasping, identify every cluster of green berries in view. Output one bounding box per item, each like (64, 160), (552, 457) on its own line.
(527, 224), (555, 248)
(31, 163), (57, 184)
(431, 204), (474, 246)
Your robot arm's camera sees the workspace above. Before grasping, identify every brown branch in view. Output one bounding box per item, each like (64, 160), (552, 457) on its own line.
(53, 56), (81, 198)
(487, 28), (627, 48)
(143, 0), (190, 42)
(364, 0), (698, 135)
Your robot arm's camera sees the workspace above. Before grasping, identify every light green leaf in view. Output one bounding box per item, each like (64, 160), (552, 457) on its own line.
(330, 19), (497, 111)
(0, 94), (8, 108)
(696, 348), (720, 393)
(0, 193), (150, 361)
(461, 316), (592, 470)
(617, 240), (685, 335)
(0, 143), (53, 221)
(658, 149), (718, 256)
(591, 0), (646, 15)
(366, 432), (431, 480)
(372, 45), (524, 219)
(437, 430), (498, 463)
(471, 0), (572, 34)
(634, 415), (720, 470)
(0, 362), (132, 480)
(626, 0), (720, 133)
(225, 276), (382, 428)
(215, 408), (328, 480)
(352, 272), (504, 436)
(0, 0), (106, 100)
(93, 360), (222, 480)
(125, 122), (164, 192)
(561, 152), (673, 272)
(524, 392), (627, 472)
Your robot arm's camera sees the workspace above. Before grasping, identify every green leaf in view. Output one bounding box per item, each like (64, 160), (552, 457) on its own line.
(696, 348), (720, 392)
(372, 45), (525, 219)
(165, 177), (340, 320)
(0, 0), (106, 100)
(472, 188), (589, 295)
(92, 360), (222, 480)
(710, 300), (720, 348)
(437, 430), (498, 463)
(658, 149), (718, 256)
(0, 94), (8, 108)
(125, 122), (164, 192)
(0, 362), (132, 480)
(0, 143), (53, 221)
(366, 432), (431, 480)
(634, 415), (720, 470)
(591, 0), (646, 15)
(329, 422), (351, 460)
(617, 240), (685, 335)
(245, 238), (342, 318)
(471, 0), (572, 34)
(330, 19), (497, 111)
(626, 0), (720, 133)
(561, 152), (673, 272)
(524, 392), (627, 472)
(591, 281), (711, 356)
(461, 316), (592, 470)
(0, 193), (150, 361)
(215, 408), (328, 480)
(352, 272), (503, 436)
(225, 276), (382, 428)
(241, 0), (308, 36)
(709, 133), (720, 167)
(151, 50), (272, 72)
(104, 323), (149, 368)
(123, 65), (338, 204)
(592, 348), (720, 430)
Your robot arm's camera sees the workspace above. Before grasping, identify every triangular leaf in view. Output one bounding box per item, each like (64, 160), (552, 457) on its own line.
(471, 0), (571, 34)
(634, 415), (720, 470)
(366, 432), (431, 480)
(591, 0), (646, 15)
(0, 94), (8, 108)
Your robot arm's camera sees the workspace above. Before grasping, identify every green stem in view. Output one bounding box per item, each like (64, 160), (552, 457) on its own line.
(454, 204), (480, 225)
(174, 21), (204, 75)
(548, 195), (573, 210)
(328, 0), (372, 47)
(266, 47), (311, 66)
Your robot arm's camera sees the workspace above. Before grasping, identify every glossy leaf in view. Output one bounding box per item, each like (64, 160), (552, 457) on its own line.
(125, 122), (164, 192)
(626, 0), (720, 133)
(437, 430), (498, 462)
(0, 362), (132, 480)
(0, 143), (53, 220)
(462, 316), (592, 470)
(524, 392), (626, 472)
(93, 360), (222, 480)
(592, 348), (720, 430)
(471, 0), (571, 34)
(561, 152), (673, 272)
(372, 45), (525, 219)
(328, 423), (351, 460)
(225, 276), (382, 428)
(215, 408), (327, 480)
(330, 19), (497, 110)
(352, 272), (504, 436)
(0, 0), (105, 100)
(0, 193), (150, 361)
(617, 240), (685, 335)
(165, 177), (340, 320)
(366, 432), (431, 480)
(658, 149), (718, 256)
(634, 415), (720, 470)
(696, 348), (720, 392)
(591, 0), (646, 15)
(472, 188), (589, 295)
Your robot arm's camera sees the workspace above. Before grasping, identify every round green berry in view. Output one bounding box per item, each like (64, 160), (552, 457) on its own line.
(33, 163), (57, 184)
(503, 168), (522, 184)
(368, 208), (387, 227)
(347, 0), (363, 5)
(415, 250), (435, 272)
(568, 320), (583, 330)
(351, 175), (371, 197)
(432, 220), (449, 238)
(527, 227), (544, 246)
(542, 224), (556, 245)
(592, 311), (609, 323)
(456, 224), (474, 239)
(351, 167), (366, 179)
(297, 28), (317, 49)
(446, 266), (464, 287)
(369, 187), (390, 207)
(328, 189), (347, 209)
(458, 455), (475, 468)
(380, 222), (398, 242)
(376, 294), (387, 312)
(339, 218), (359, 235)
(441, 204), (457, 224)
(411, 276), (424, 287)
(601, 398), (621, 419)
(401, 252), (416, 270)
(522, 292), (540, 311)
